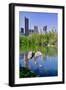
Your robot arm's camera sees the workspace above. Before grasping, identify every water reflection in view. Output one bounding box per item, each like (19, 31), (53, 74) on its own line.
(19, 47), (58, 77)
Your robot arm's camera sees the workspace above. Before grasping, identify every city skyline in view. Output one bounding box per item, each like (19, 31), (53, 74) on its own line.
(19, 11), (58, 33)
(20, 17), (48, 35)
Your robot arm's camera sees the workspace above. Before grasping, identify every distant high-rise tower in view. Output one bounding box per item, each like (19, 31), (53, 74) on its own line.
(25, 17), (29, 36)
(43, 26), (47, 33)
(34, 26), (38, 33)
(20, 27), (24, 34)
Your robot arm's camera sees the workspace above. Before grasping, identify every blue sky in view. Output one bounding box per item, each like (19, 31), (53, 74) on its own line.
(19, 11), (58, 32)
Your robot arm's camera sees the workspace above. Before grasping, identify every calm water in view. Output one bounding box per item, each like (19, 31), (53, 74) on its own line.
(19, 51), (58, 77)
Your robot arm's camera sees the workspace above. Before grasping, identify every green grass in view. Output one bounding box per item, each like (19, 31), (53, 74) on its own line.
(20, 32), (57, 56)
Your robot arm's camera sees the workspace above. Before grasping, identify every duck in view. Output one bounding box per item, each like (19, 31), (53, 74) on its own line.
(27, 51), (42, 60)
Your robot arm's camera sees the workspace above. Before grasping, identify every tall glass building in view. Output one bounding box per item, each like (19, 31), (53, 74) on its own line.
(25, 17), (29, 36)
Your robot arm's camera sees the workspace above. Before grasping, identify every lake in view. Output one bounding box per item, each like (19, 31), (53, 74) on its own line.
(19, 47), (58, 77)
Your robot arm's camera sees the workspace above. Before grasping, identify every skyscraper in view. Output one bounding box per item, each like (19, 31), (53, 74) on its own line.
(43, 26), (47, 33)
(34, 26), (38, 33)
(20, 27), (24, 34)
(25, 17), (29, 36)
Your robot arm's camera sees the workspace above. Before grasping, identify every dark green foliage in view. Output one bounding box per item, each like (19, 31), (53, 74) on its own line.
(19, 67), (37, 78)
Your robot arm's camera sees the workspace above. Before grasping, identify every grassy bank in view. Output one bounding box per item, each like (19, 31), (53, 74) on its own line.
(20, 32), (57, 54)
(19, 67), (37, 78)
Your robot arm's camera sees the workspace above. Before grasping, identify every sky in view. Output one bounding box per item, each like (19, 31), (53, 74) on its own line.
(19, 11), (58, 32)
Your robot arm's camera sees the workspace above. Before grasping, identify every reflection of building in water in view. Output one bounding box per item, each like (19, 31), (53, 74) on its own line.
(25, 17), (29, 36)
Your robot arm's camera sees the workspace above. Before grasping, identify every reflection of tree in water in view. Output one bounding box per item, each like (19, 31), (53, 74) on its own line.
(24, 52), (43, 69)
(34, 56), (43, 68)
(24, 48), (48, 68)
(23, 47), (57, 68)
(24, 52), (29, 68)
(43, 47), (48, 60)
